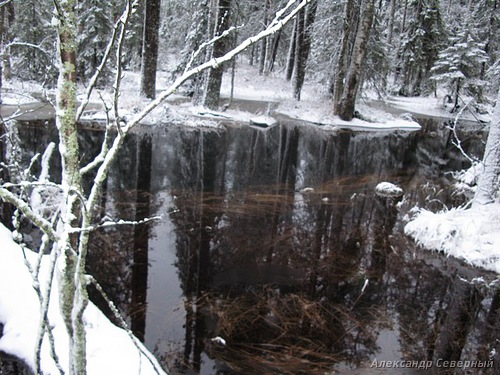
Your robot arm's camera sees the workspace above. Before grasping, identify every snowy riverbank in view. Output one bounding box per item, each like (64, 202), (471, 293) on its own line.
(0, 224), (167, 375)
(405, 203), (500, 274)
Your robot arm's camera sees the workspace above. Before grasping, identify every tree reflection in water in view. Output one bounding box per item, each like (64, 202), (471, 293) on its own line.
(8, 119), (500, 374)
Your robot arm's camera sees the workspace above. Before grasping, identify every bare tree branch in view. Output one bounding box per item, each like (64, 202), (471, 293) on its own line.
(0, 187), (57, 241)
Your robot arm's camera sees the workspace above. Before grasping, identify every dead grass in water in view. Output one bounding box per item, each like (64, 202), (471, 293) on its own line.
(202, 289), (372, 374)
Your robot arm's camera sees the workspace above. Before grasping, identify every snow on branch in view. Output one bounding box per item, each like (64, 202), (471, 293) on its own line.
(0, 224), (168, 375)
(0, 187), (57, 241)
(68, 215), (164, 234)
(87, 276), (166, 375)
(183, 25), (243, 74)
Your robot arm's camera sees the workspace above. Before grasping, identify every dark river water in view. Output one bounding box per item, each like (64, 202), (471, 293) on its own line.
(8, 114), (500, 374)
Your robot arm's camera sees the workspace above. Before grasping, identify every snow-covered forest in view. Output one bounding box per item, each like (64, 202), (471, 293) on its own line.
(0, 0), (499, 374)
(2, 0), (500, 114)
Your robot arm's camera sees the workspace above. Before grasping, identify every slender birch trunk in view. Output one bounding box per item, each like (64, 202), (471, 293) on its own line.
(54, 1), (88, 374)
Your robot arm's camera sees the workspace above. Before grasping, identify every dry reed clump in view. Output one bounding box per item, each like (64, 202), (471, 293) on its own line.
(203, 290), (351, 374)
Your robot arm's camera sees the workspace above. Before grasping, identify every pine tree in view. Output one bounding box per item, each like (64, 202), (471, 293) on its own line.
(472, 0), (499, 90)
(364, 2), (392, 96)
(77, 0), (113, 85)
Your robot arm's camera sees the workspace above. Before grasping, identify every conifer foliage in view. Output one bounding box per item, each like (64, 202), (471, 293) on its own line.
(76, 0), (114, 85)
(10, 0), (55, 84)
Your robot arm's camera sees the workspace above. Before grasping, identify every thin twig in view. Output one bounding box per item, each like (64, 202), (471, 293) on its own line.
(88, 276), (165, 375)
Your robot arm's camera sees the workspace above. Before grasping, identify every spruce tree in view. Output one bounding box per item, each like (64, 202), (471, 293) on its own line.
(397, 0), (445, 96)
(431, 27), (489, 109)
(121, 0), (144, 70)
(76, 0), (113, 85)
(11, 0), (55, 84)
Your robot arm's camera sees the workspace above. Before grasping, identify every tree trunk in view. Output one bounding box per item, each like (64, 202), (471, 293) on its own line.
(0, 6), (4, 103)
(54, 1), (87, 374)
(0, 122), (13, 227)
(387, 0), (396, 50)
(267, 30), (281, 72)
(433, 280), (482, 364)
(259, 0), (270, 75)
(285, 18), (297, 81)
(1, 2), (13, 83)
(292, 8), (305, 99)
(140, 0), (161, 99)
(332, 0), (357, 111)
(130, 136), (152, 342)
(203, 0), (231, 110)
(334, 0), (375, 121)
(292, 0), (318, 101)
(473, 89), (500, 206)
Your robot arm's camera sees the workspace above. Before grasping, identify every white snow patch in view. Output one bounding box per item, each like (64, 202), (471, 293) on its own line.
(375, 182), (404, 197)
(276, 97), (421, 131)
(404, 204), (500, 274)
(0, 224), (167, 374)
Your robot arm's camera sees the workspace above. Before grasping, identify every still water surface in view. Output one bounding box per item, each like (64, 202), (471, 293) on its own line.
(14, 116), (499, 374)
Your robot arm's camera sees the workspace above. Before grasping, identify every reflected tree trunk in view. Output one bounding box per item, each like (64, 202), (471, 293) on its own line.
(176, 130), (222, 370)
(368, 193), (401, 279)
(266, 126), (299, 262)
(0, 122), (13, 228)
(130, 136), (153, 342)
(433, 279), (482, 366)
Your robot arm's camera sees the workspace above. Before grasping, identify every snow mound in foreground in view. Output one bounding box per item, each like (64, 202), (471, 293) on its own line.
(0, 224), (167, 375)
(404, 204), (500, 274)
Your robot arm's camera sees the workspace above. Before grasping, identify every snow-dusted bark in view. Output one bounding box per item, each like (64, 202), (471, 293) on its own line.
(334, 0), (375, 121)
(474, 91), (500, 206)
(53, 1), (89, 374)
(203, 0), (232, 110)
(292, 0), (318, 101)
(333, 0), (357, 114)
(140, 0), (160, 99)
